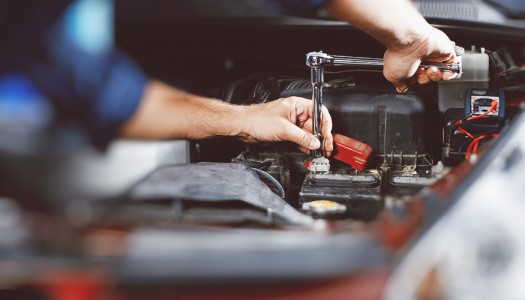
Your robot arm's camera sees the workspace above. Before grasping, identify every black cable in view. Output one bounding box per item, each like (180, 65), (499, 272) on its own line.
(451, 111), (476, 133)
(251, 167), (286, 199)
(236, 160), (272, 170)
(455, 130), (498, 158)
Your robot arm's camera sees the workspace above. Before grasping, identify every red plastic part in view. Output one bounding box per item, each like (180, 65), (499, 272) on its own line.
(304, 160), (312, 169)
(332, 133), (373, 171)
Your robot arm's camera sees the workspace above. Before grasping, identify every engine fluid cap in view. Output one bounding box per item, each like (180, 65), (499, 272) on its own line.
(302, 200), (347, 214)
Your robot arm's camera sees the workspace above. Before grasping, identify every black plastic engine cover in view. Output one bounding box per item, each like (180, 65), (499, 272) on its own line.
(281, 86), (427, 157)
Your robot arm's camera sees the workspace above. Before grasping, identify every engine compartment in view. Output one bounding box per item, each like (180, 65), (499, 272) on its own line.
(181, 43), (523, 223)
(205, 73), (441, 221)
(1, 4), (525, 298)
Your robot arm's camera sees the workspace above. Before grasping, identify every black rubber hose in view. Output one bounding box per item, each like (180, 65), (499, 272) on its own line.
(251, 167), (286, 199)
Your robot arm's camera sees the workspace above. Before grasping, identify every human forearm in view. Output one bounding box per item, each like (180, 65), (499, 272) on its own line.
(120, 80), (333, 155)
(325, 0), (431, 49)
(120, 80), (247, 140)
(325, 0), (456, 92)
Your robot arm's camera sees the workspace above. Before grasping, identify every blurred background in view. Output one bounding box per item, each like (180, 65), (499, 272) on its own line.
(0, 1), (525, 300)
(0, 0), (188, 214)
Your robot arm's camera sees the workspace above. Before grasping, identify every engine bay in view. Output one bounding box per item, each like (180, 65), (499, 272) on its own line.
(175, 42), (523, 224)
(1, 3), (525, 298)
(209, 73), (437, 221)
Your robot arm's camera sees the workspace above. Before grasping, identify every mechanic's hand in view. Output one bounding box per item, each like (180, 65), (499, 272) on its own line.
(240, 96), (334, 156)
(383, 26), (457, 93)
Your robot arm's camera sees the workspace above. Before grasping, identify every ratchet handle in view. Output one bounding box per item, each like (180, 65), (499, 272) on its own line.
(420, 62), (461, 73)
(310, 134), (324, 158)
(306, 45), (464, 74)
(420, 45), (464, 74)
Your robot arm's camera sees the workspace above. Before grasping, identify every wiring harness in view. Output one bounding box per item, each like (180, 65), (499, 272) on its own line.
(453, 100), (499, 160)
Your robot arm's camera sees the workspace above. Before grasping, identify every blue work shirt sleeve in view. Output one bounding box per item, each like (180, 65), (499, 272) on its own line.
(14, 19), (148, 148)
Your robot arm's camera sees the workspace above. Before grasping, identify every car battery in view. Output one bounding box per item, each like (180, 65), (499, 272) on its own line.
(298, 168), (383, 220)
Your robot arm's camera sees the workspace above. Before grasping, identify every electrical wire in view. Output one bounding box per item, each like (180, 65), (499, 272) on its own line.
(453, 100), (498, 131)
(495, 70), (507, 78)
(251, 167), (286, 199)
(455, 130), (498, 158)
(465, 133), (499, 160)
(465, 100), (498, 122)
(457, 127), (474, 139)
(450, 99), (500, 160)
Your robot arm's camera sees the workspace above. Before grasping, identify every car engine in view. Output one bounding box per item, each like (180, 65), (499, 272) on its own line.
(1, 2), (525, 298)
(177, 42), (518, 224)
